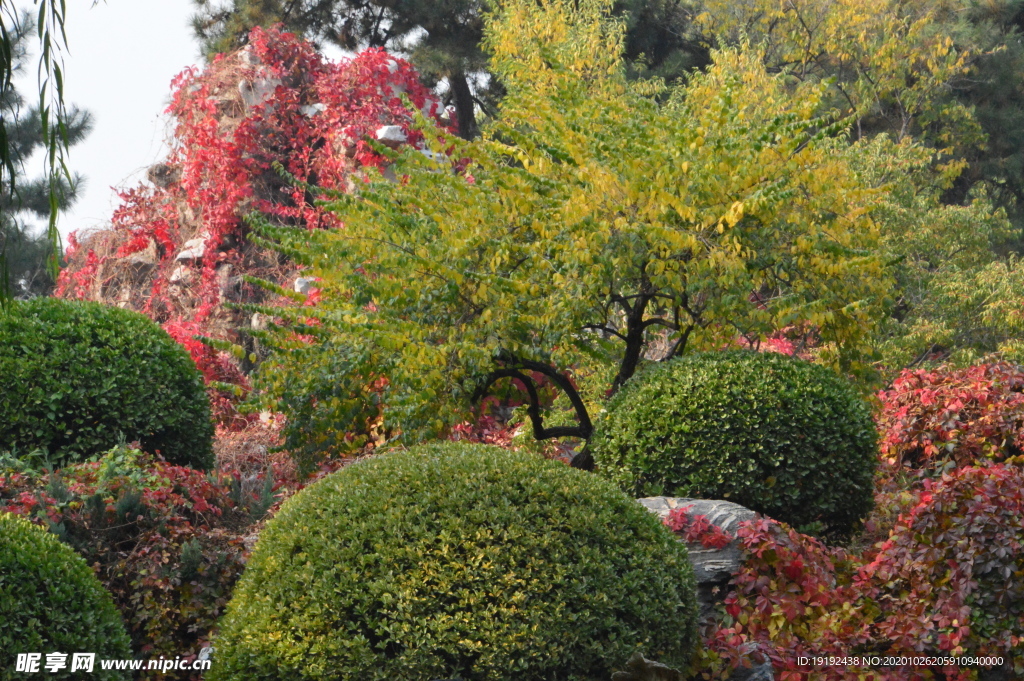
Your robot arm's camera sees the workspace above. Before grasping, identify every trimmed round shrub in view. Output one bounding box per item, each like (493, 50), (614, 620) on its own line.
(590, 351), (877, 536)
(0, 299), (213, 469)
(210, 443), (699, 681)
(0, 512), (132, 680)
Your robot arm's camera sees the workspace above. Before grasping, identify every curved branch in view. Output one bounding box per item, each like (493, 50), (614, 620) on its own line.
(474, 357), (593, 441)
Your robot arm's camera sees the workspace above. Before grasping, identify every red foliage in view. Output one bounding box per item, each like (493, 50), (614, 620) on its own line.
(861, 465), (1024, 664)
(877, 363), (1024, 470)
(56, 27), (454, 421)
(664, 505), (735, 549)
(686, 465), (1024, 680)
(163, 320), (253, 428)
(0, 447), (264, 679)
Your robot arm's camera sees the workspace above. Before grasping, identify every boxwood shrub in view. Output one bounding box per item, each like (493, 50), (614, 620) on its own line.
(209, 442), (699, 681)
(0, 512), (132, 680)
(0, 298), (213, 469)
(590, 351), (877, 537)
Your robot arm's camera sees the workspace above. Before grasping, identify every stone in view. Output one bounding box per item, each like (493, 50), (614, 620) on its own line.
(169, 265), (191, 284)
(238, 75), (282, 108)
(638, 497), (774, 681)
(126, 238), (158, 266)
(146, 163), (181, 188)
(294, 276), (315, 294)
(300, 102), (325, 117)
(176, 237), (206, 261)
(375, 125), (407, 148)
(638, 496), (755, 608)
(611, 652), (682, 681)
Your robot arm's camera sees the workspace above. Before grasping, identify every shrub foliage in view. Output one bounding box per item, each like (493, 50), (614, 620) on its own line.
(0, 298), (214, 469)
(0, 443), (284, 680)
(688, 463), (1024, 680)
(0, 512), (132, 681)
(210, 442), (699, 681)
(591, 351), (878, 536)
(877, 362), (1024, 470)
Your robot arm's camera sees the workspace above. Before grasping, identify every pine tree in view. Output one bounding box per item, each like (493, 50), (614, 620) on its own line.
(0, 17), (90, 298)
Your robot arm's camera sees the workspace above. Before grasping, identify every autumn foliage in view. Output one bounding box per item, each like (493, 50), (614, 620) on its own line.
(877, 362), (1024, 470)
(680, 464), (1024, 680)
(55, 27), (449, 423)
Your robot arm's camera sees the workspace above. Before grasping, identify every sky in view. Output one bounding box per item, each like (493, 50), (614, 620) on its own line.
(16, 0), (202, 239)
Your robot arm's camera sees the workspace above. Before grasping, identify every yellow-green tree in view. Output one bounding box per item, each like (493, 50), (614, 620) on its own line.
(253, 0), (893, 458)
(695, 0), (980, 149)
(840, 134), (1014, 370)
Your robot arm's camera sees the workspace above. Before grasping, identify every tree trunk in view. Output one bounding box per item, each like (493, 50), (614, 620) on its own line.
(448, 71), (478, 140)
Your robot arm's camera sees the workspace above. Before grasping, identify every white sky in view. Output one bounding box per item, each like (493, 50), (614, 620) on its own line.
(16, 0), (202, 239)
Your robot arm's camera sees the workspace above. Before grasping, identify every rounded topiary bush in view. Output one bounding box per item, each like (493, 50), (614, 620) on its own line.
(0, 513), (132, 680)
(0, 298), (213, 469)
(590, 351), (877, 536)
(210, 443), (699, 681)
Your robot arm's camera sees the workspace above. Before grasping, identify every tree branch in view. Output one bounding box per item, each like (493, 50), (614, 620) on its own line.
(473, 356), (593, 441)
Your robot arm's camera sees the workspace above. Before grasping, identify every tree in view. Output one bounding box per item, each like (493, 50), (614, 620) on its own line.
(251, 0), (892, 459)
(190, 0), (708, 139)
(693, 0), (978, 147)
(0, 17), (90, 298)
(0, 1), (77, 302)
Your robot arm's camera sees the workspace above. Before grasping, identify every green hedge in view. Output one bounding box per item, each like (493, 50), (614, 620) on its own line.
(591, 351), (877, 537)
(0, 299), (213, 469)
(210, 443), (699, 681)
(0, 513), (132, 681)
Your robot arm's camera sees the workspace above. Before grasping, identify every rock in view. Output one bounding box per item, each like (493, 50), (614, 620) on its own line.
(238, 76), (282, 108)
(176, 237), (206, 261)
(294, 276), (315, 294)
(375, 125), (407, 148)
(639, 496), (754, 614)
(146, 163), (181, 188)
(127, 238), (158, 266)
(611, 652), (682, 681)
(728, 643), (774, 681)
(300, 102), (325, 117)
(169, 265), (191, 284)
(638, 497), (773, 681)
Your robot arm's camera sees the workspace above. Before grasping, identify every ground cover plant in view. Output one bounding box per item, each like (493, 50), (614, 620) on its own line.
(0, 512), (132, 681)
(590, 351), (878, 538)
(0, 298), (213, 469)
(0, 431), (301, 681)
(209, 442), (700, 681)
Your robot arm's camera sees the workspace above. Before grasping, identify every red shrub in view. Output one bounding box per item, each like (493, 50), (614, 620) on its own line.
(861, 465), (1024, 665)
(0, 445), (289, 679)
(678, 466), (1024, 680)
(877, 363), (1024, 470)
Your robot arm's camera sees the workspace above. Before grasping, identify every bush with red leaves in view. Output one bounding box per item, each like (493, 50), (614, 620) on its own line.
(877, 363), (1024, 471)
(0, 444), (287, 680)
(678, 465), (1024, 680)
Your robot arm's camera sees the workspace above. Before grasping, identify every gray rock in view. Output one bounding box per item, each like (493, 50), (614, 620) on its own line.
(638, 497), (755, 620)
(638, 497), (773, 681)
(610, 652), (682, 681)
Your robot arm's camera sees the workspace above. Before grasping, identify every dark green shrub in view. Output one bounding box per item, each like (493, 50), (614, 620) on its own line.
(0, 298), (213, 469)
(210, 443), (699, 681)
(590, 351), (877, 537)
(0, 512), (132, 680)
